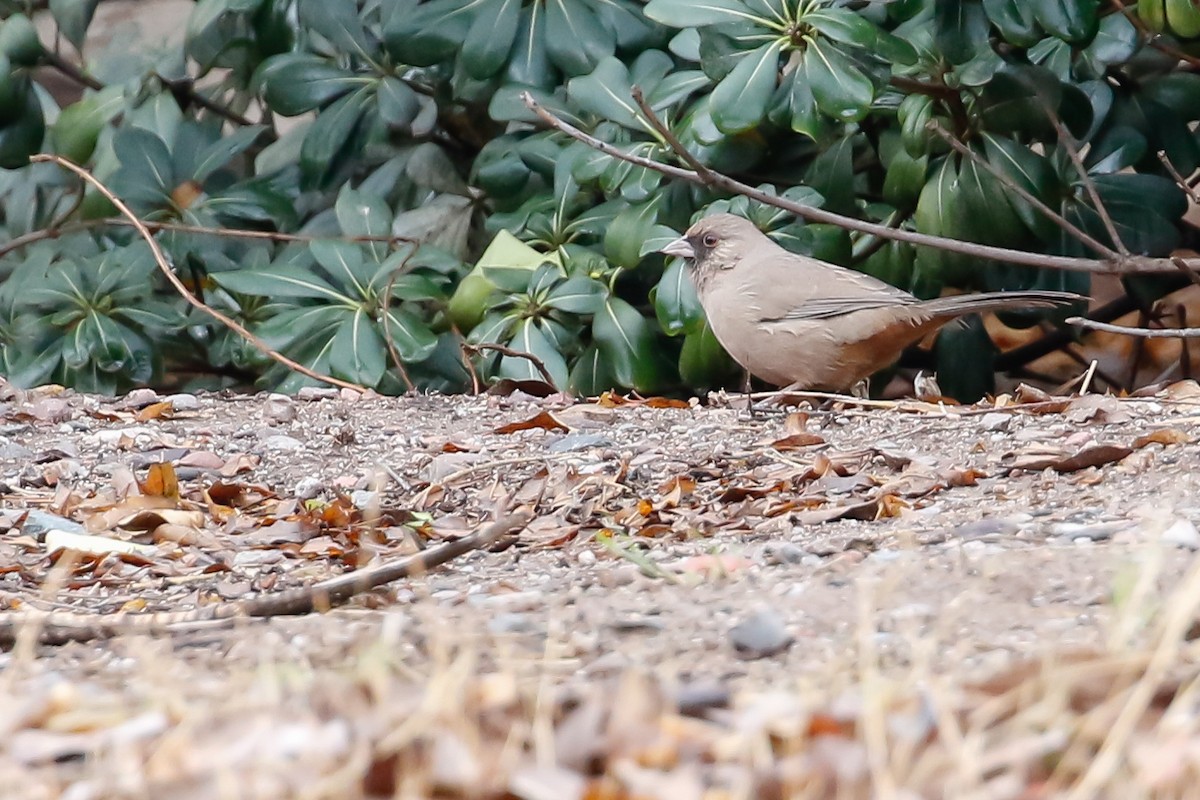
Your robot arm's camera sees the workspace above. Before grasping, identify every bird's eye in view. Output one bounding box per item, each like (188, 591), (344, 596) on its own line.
(702, 233), (719, 247)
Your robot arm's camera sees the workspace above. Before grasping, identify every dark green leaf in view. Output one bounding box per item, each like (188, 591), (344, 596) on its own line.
(710, 39), (783, 133)
(545, 0), (614, 77)
(1081, 12), (1137, 68)
(644, 0), (779, 28)
(300, 86), (374, 189)
(311, 240), (375, 296)
(980, 133), (1058, 238)
(982, 0), (1041, 46)
(567, 57), (643, 129)
(935, 315), (995, 401)
(934, 0), (989, 64)
(913, 156), (975, 282)
(256, 53), (366, 115)
(501, 317), (568, 387)
(336, 186), (393, 262)
(381, 306), (438, 361)
(298, 0), (370, 54)
(804, 134), (856, 216)
(593, 296), (659, 390)
(462, 0), (521, 79)
(653, 258), (704, 336)
(802, 39), (875, 123)
(568, 342), (619, 395)
(1085, 125), (1147, 174)
(678, 321), (734, 388)
(1033, 0), (1099, 44)
(49, 0), (99, 51)
(378, 77), (421, 130)
(544, 275), (606, 313)
(330, 309), (387, 386)
(110, 127), (175, 208)
(506, 4), (555, 87)
(214, 263), (350, 301)
(605, 197), (662, 269)
(190, 124), (265, 183)
(384, 0), (475, 66)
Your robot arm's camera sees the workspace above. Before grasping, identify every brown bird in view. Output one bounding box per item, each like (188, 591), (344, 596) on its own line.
(660, 213), (1082, 393)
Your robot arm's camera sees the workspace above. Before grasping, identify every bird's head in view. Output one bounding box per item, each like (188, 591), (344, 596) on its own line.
(659, 213), (763, 290)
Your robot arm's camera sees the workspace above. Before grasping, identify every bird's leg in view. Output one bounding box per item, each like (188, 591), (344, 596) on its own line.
(850, 378), (870, 399)
(743, 368), (757, 419)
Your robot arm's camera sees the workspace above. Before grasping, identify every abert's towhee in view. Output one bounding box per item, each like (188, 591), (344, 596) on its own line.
(661, 214), (1082, 392)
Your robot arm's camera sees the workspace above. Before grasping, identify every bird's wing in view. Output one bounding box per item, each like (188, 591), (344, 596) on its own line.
(761, 294), (918, 322)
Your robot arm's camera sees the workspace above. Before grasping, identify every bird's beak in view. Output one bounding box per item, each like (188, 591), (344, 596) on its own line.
(660, 237), (695, 260)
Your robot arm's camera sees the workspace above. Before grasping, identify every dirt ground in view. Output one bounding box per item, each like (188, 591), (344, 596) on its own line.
(2, 380), (1200, 799)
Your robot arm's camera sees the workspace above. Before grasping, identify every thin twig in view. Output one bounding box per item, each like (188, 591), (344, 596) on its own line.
(451, 326), (482, 394)
(1042, 104), (1128, 256)
(928, 122), (1115, 259)
(519, 93), (1178, 275)
(0, 217), (416, 259)
(1078, 359), (1099, 395)
(1067, 316), (1200, 338)
(462, 342), (559, 390)
(1040, 324), (1122, 391)
(1109, 0), (1200, 68)
(1179, 304), (1193, 380)
(1157, 151), (1200, 204)
(438, 453), (573, 486)
(631, 85), (713, 179)
(31, 153), (368, 392)
(1171, 256), (1200, 290)
(42, 51), (256, 129)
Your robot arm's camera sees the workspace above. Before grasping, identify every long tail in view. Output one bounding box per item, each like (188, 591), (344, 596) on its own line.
(921, 290), (1084, 318)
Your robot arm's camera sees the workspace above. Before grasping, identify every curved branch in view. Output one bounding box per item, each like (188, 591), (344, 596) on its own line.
(1067, 317), (1200, 338)
(520, 93), (1183, 275)
(31, 153), (367, 393)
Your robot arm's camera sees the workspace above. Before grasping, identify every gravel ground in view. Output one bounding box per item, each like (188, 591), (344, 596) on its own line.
(2, 381), (1199, 798)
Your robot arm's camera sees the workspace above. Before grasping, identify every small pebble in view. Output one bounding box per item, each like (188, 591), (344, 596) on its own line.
(260, 434), (303, 451)
(729, 608), (793, 660)
(547, 432), (614, 453)
(163, 393), (200, 411)
(294, 477), (323, 500)
(263, 394), (297, 423)
(1162, 518), (1200, 549)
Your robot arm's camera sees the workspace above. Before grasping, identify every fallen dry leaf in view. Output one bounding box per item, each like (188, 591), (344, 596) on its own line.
(770, 433), (826, 450)
(140, 463), (179, 500)
(1134, 428), (1193, 448)
(135, 401), (174, 422)
(495, 411), (569, 435)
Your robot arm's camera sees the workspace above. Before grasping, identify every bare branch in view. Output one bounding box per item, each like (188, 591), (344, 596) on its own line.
(1067, 317), (1200, 338)
(519, 92), (1180, 275)
(1042, 104), (1128, 256)
(1157, 150), (1200, 204)
(1172, 256), (1200, 290)
(32, 153), (368, 393)
(462, 342), (559, 390)
(0, 216), (416, 259)
(1109, 0), (1200, 69)
(630, 85), (714, 181)
(928, 123), (1116, 259)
